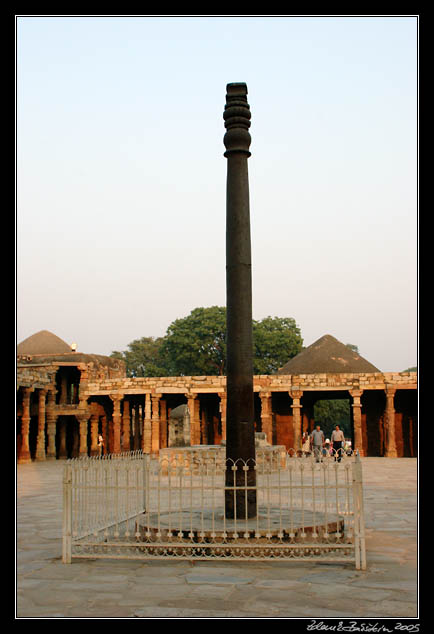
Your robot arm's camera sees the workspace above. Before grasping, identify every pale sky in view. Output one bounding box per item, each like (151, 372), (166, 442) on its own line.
(16, 15), (418, 372)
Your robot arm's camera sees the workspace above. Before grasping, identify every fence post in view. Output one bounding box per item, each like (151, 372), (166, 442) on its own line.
(142, 452), (148, 513)
(62, 462), (72, 564)
(352, 451), (367, 570)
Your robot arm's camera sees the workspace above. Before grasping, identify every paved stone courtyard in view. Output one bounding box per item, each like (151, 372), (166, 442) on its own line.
(16, 457), (418, 619)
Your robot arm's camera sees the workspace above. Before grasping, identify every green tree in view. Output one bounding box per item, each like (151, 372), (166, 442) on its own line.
(112, 307), (303, 377)
(160, 306), (227, 376)
(253, 316), (303, 374)
(314, 399), (351, 439)
(111, 336), (169, 377)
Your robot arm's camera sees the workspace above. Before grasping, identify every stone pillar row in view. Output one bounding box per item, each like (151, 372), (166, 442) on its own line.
(17, 387), (399, 460)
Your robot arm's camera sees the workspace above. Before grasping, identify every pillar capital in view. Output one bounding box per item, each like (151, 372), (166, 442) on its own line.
(289, 389), (303, 401)
(223, 82), (251, 157)
(109, 393), (124, 403)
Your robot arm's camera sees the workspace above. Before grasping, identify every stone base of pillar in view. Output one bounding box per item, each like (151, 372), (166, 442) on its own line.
(17, 452), (32, 464)
(385, 449), (398, 458)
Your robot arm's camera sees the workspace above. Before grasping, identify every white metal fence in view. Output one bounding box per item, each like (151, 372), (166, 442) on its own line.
(62, 449), (366, 569)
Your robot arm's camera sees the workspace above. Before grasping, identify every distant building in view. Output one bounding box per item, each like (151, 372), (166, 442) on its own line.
(16, 331), (417, 462)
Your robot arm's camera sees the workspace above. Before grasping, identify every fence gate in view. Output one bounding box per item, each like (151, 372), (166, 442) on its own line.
(62, 449), (366, 569)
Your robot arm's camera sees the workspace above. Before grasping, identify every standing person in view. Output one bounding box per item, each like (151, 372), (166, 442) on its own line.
(301, 430), (310, 457)
(97, 433), (104, 456)
(311, 425), (325, 462)
(331, 425), (345, 462)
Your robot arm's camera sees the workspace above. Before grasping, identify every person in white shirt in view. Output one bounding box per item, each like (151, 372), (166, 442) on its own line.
(331, 425), (345, 462)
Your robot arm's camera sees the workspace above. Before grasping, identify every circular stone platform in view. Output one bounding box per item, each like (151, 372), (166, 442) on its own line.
(136, 508), (345, 541)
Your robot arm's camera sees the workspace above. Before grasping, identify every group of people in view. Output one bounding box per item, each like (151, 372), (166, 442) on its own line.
(301, 424), (347, 462)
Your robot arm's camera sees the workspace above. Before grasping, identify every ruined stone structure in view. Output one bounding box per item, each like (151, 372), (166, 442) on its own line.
(16, 330), (417, 463)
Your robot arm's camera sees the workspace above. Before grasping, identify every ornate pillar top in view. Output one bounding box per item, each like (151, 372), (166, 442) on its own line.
(223, 82), (251, 157)
(109, 393), (124, 403)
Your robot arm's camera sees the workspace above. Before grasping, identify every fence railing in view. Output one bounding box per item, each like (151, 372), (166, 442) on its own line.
(62, 449), (366, 569)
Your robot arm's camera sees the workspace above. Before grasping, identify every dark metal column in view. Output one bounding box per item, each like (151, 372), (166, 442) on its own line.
(223, 82), (257, 518)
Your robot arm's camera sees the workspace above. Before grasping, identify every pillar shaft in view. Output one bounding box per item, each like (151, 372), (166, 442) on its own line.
(122, 400), (131, 452)
(90, 414), (99, 455)
(46, 390), (57, 459)
(134, 404), (141, 450)
(290, 391), (303, 453)
(385, 388), (397, 457)
(35, 389), (47, 461)
(350, 390), (364, 456)
(160, 399), (168, 448)
(79, 417), (88, 457)
(143, 394), (152, 453)
(110, 395), (122, 454)
(259, 391), (272, 444)
(188, 394), (200, 445)
(18, 387), (33, 463)
(151, 394), (161, 454)
(58, 419), (68, 458)
(223, 82), (256, 518)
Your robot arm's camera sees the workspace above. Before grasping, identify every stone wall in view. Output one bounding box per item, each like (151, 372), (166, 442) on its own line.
(83, 372), (417, 397)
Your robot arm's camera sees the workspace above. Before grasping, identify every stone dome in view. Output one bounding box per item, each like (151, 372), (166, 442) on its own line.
(276, 334), (381, 374)
(17, 330), (72, 356)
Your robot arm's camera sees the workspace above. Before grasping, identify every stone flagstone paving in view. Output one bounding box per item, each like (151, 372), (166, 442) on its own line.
(16, 457), (418, 619)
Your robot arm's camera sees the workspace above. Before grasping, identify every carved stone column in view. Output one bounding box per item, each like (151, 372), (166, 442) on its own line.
(78, 415), (89, 457)
(201, 407), (207, 445)
(101, 414), (108, 454)
(110, 395), (123, 454)
(122, 400), (131, 452)
(18, 387), (33, 463)
(46, 389), (57, 460)
(151, 394), (161, 454)
(385, 387), (397, 458)
(133, 404), (141, 450)
(160, 399), (168, 448)
(218, 392), (227, 443)
(187, 394), (201, 445)
(142, 393), (152, 453)
(60, 375), (68, 404)
(35, 389), (47, 461)
(90, 414), (99, 456)
(290, 390), (303, 453)
(350, 389), (364, 456)
(58, 419), (68, 458)
(259, 391), (272, 444)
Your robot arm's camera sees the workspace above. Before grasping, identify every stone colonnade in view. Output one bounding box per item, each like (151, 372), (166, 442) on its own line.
(17, 373), (417, 462)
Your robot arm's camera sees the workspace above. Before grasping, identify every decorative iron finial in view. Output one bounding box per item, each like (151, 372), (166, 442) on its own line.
(223, 82), (251, 157)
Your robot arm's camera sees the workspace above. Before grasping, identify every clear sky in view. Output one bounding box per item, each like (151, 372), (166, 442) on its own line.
(16, 15), (418, 372)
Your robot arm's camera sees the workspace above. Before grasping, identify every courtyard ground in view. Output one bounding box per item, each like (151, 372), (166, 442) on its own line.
(16, 457), (418, 619)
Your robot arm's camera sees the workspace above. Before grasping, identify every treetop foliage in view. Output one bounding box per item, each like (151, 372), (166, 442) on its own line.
(111, 306), (303, 378)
